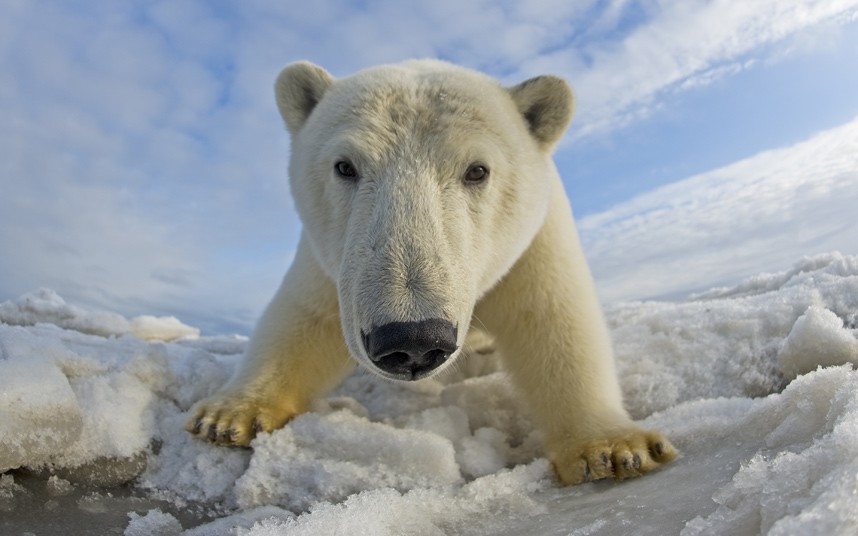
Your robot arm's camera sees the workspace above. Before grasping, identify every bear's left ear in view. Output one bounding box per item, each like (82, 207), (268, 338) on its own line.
(507, 75), (575, 151)
(275, 61), (335, 136)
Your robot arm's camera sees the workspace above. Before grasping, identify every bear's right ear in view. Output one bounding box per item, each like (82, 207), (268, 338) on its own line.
(275, 61), (335, 135)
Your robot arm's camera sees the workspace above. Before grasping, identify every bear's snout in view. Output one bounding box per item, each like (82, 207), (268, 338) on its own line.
(361, 319), (458, 380)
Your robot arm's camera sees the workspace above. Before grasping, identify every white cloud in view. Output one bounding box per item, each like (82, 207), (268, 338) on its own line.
(224, 0), (854, 142)
(0, 1), (296, 332)
(580, 114), (858, 303)
(1, 0), (856, 333)
(563, 0), (858, 139)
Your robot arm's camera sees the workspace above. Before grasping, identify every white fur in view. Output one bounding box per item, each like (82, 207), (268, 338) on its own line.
(187, 60), (676, 485)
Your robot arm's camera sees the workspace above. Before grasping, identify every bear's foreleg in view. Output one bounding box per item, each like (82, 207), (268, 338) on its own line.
(474, 179), (677, 485)
(186, 237), (354, 446)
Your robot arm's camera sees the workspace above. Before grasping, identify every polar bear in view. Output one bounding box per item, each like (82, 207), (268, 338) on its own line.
(187, 60), (677, 485)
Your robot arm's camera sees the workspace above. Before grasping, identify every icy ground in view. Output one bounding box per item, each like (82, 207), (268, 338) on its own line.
(2, 252), (858, 535)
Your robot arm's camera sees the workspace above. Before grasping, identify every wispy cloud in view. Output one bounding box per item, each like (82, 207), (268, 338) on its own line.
(561, 0), (858, 139)
(580, 114), (858, 303)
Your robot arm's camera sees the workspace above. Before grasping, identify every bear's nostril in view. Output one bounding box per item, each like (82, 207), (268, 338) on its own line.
(423, 349), (448, 364)
(362, 319), (457, 380)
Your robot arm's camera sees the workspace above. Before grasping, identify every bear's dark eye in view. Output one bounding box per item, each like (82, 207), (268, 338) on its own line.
(464, 164), (489, 184)
(335, 160), (359, 180)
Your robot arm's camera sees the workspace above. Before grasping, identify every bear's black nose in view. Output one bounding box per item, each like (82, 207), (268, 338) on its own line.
(362, 319), (458, 380)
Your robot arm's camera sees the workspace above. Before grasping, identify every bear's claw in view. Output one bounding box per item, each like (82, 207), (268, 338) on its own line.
(185, 392), (301, 447)
(186, 407), (255, 447)
(553, 429), (677, 485)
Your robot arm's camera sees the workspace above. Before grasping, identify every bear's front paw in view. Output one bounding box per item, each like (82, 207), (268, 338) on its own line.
(185, 392), (301, 447)
(551, 429), (677, 485)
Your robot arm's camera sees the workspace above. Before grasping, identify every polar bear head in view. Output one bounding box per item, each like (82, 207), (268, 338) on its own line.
(275, 60), (573, 381)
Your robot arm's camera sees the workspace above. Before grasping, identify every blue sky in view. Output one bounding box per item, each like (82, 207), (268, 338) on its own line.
(2, 0), (857, 334)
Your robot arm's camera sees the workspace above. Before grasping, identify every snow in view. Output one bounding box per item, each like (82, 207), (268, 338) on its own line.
(1, 253), (858, 535)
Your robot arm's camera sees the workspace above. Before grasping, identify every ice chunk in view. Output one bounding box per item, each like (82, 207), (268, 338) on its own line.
(45, 475), (74, 497)
(0, 288), (199, 342)
(50, 452), (149, 487)
(457, 427), (509, 478)
(608, 251), (858, 418)
(778, 305), (858, 379)
(235, 410), (462, 512)
(129, 315), (199, 342)
(441, 373), (534, 442)
(138, 411), (252, 505)
(181, 506), (295, 536)
(403, 407), (512, 478)
(0, 474), (29, 513)
(692, 252), (850, 300)
(124, 508), (182, 536)
(0, 288), (131, 337)
(229, 461), (550, 536)
(0, 321), (183, 482)
(681, 366), (858, 535)
(0, 327), (84, 471)
(402, 406), (470, 444)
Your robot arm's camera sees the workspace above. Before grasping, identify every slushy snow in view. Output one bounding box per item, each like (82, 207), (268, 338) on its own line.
(1, 253), (858, 535)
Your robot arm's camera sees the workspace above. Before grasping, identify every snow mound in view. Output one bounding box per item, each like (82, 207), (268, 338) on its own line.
(778, 305), (858, 378)
(125, 508), (183, 536)
(0, 288), (199, 341)
(1, 252), (857, 535)
(693, 252), (858, 300)
(680, 366), (858, 535)
(610, 251), (858, 417)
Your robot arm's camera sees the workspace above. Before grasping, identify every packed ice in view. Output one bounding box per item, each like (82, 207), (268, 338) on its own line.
(1, 252), (857, 535)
